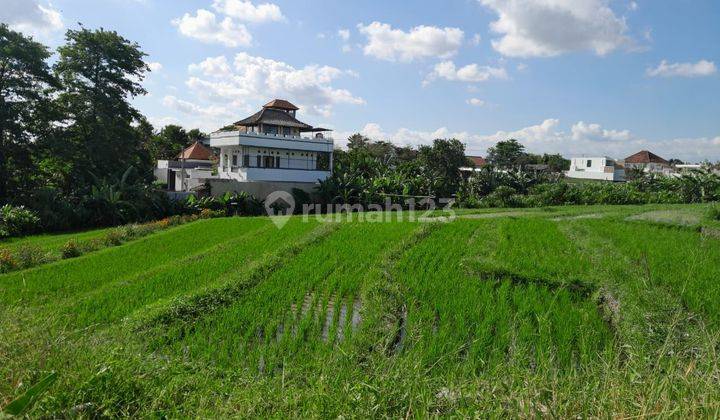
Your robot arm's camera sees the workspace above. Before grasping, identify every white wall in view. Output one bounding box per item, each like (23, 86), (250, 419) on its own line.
(567, 157), (624, 181)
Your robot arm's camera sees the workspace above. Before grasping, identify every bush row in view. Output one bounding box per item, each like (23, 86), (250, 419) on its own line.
(456, 171), (720, 209)
(0, 210), (224, 274)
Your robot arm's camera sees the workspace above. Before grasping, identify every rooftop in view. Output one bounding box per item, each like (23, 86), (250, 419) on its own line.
(624, 150), (669, 165)
(178, 141), (214, 161)
(466, 156), (486, 167)
(263, 99), (299, 111)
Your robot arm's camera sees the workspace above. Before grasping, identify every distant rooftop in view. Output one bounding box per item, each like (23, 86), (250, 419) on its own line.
(178, 141), (214, 160)
(624, 150), (669, 165)
(466, 156), (486, 167)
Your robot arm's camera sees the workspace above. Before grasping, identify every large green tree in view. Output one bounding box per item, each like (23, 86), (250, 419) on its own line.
(54, 27), (152, 191)
(0, 24), (58, 203)
(486, 139), (526, 169)
(149, 124), (190, 160)
(417, 138), (467, 197)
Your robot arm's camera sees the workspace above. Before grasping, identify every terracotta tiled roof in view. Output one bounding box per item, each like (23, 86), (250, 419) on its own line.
(624, 150), (669, 165)
(263, 99), (299, 111)
(178, 142), (214, 160)
(467, 156), (486, 167)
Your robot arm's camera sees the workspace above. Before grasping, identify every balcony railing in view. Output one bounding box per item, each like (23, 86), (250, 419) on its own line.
(211, 130), (333, 144)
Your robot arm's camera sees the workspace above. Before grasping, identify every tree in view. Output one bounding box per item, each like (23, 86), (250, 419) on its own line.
(54, 27), (152, 191)
(0, 24), (58, 203)
(417, 138), (467, 197)
(538, 153), (570, 172)
(486, 139), (526, 169)
(151, 124), (190, 160)
(187, 128), (207, 144)
(347, 133), (370, 151)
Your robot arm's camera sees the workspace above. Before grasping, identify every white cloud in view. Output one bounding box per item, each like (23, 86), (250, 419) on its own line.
(180, 52), (363, 129)
(336, 120), (720, 162)
(647, 60), (717, 78)
(0, 0), (63, 40)
(571, 121), (631, 142)
(147, 62), (163, 72)
(467, 98), (485, 107)
(172, 9), (252, 47)
(161, 95), (239, 131)
(479, 0), (630, 57)
(338, 29), (350, 41)
(211, 0), (284, 23)
(357, 22), (464, 62)
(471, 33), (482, 46)
(188, 56), (233, 77)
(425, 61), (508, 85)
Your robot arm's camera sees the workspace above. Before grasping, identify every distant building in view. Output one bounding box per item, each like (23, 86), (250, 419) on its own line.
(210, 100), (333, 185)
(155, 142), (215, 192)
(622, 150), (672, 174)
(460, 156), (486, 176)
(566, 157), (625, 182)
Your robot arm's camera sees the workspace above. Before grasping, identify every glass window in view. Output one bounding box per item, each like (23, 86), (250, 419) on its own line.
(586, 160), (592, 168)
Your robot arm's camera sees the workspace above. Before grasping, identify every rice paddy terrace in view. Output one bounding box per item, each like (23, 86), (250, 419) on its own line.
(2, 204), (720, 417)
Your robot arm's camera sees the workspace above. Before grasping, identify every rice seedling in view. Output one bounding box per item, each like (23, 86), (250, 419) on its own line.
(3, 204), (720, 417)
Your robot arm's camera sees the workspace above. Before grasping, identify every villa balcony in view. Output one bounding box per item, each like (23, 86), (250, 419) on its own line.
(222, 166), (331, 183)
(210, 130), (334, 153)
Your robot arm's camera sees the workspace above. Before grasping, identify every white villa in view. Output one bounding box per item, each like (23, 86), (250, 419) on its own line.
(566, 156), (626, 182)
(155, 142), (215, 192)
(210, 99), (333, 184)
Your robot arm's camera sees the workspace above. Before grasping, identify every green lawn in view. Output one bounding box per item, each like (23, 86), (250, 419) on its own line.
(2, 204), (720, 417)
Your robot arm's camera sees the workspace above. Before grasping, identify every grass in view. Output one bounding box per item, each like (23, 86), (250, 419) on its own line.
(2, 204), (720, 417)
(0, 227), (114, 253)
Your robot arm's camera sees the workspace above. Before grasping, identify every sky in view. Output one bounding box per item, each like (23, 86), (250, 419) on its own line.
(2, 0), (720, 162)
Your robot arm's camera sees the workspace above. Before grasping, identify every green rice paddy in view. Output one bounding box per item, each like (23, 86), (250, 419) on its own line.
(2, 204), (720, 417)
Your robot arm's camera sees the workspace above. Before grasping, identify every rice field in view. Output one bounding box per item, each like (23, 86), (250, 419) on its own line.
(2, 204), (720, 417)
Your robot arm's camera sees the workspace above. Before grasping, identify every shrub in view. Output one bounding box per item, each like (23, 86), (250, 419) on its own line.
(482, 186), (522, 208)
(0, 205), (41, 238)
(0, 249), (17, 273)
(708, 205), (720, 221)
(199, 209), (224, 219)
(61, 240), (83, 259)
(15, 245), (47, 269)
(103, 229), (125, 246)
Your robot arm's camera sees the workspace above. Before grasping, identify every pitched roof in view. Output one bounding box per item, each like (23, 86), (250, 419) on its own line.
(467, 156), (486, 167)
(233, 108), (313, 130)
(263, 99), (299, 111)
(624, 150), (669, 165)
(178, 141), (214, 160)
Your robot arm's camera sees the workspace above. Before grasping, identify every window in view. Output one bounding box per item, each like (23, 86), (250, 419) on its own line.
(264, 156), (275, 168)
(232, 155), (238, 167)
(275, 156), (281, 168)
(243, 154), (250, 167)
(586, 160), (592, 168)
(256, 155), (261, 167)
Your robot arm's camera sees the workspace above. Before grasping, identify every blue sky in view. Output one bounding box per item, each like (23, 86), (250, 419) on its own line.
(3, 0), (720, 161)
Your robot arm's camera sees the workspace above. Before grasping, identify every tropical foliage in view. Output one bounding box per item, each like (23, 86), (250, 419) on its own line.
(0, 205), (40, 238)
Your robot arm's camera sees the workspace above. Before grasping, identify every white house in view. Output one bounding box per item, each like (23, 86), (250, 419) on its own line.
(566, 157), (625, 182)
(210, 99), (333, 184)
(622, 150), (673, 175)
(155, 142), (215, 192)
